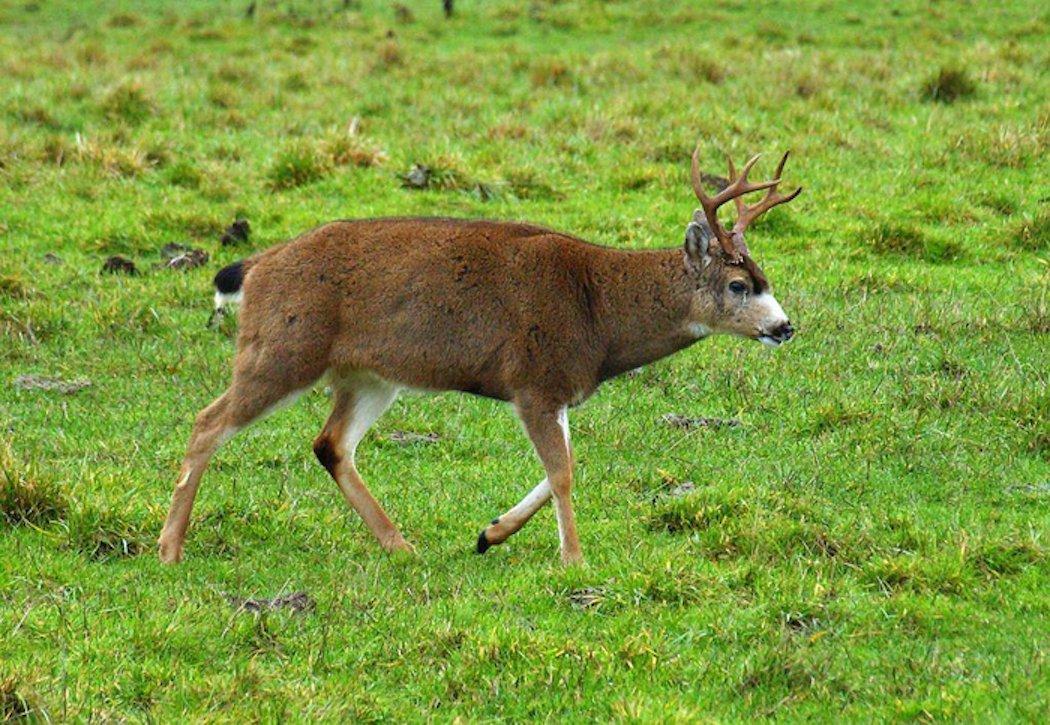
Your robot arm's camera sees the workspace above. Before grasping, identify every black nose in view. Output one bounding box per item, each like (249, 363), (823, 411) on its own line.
(772, 321), (794, 341)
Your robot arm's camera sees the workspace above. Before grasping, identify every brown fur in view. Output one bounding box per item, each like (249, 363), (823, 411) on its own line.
(158, 215), (787, 565)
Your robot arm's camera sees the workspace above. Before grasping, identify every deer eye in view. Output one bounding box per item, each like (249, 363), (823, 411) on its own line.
(728, 281), (749, 296)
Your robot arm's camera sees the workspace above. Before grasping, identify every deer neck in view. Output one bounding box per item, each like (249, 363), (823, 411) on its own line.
(595, 248), (701, 380)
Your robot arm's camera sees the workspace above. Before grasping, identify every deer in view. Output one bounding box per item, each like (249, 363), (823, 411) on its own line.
(157, 144), (801, 566)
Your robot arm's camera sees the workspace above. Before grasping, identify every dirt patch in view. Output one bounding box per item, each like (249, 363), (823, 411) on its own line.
(220, 218), (251, 246)
(666, 481), (697, 497)
(100, 255), (138, 275)
(14, 374), (91, 394)
(388, 430), (441, 444)
(568, 587), (605, 610)
(661, 413), (740, 430)
(159, 244), (208, 270)
(226, 591), (316, 614)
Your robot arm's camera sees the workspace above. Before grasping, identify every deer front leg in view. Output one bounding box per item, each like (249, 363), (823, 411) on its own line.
(512, 402), (582, 565)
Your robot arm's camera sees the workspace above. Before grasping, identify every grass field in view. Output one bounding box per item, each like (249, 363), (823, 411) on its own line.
(1, 0), (1048, 720)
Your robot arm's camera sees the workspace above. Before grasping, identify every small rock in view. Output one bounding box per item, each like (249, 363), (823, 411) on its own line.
(401, 164), (431, 189)
(220, 218), (251, 246)
(100, 255), (137, 275)
(661, 413), (740, 430)
(388, 430), (441, 444)
(226, 591), (315, 614)
(14, 374), (92, 394)
(43, 252), (62, 265)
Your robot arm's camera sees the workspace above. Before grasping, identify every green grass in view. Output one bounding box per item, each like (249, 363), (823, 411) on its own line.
(1, 0), (1048, 720)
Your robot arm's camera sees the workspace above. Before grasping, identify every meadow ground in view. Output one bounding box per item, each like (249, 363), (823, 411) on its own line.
(1, 0), (1048, 720)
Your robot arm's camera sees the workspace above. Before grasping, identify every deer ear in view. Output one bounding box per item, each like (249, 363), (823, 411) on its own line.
(684, 210), (714, 268)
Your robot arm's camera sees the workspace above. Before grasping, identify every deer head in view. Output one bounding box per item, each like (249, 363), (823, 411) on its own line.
(683, 145), (802, 347)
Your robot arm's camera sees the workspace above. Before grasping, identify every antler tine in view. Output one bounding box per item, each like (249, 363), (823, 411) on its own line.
(691, 144), (734, 251)
(731, 150), (803, 236)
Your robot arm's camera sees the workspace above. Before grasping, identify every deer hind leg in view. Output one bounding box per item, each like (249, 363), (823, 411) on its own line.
(476, 478), (551, 554)
(478, 401), (581, 565)
(158, 351), (322, 564)
(313, 373), (411, 552)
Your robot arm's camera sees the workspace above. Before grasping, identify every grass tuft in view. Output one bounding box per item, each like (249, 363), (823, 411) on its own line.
(921, 66), (977, 103)
(99, 80), (155, 124)
(857, 222), (962, 262)
(647, 489), (746, 533)
(266, 141), (331, 190)
(163, 159), (203, 188)
(1010, 210), (1049, 251)
(62, 503), (153, 561)
(0, 441), (68, 526)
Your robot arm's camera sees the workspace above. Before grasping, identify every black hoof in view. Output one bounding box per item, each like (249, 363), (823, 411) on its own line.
(476, 529), (492, 554)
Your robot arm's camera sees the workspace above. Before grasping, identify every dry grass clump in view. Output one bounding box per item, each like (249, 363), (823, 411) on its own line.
(72, 134), (153, 177)
(106, 12), (142, 28)
(0, 440), (68, 527)
(321, 132), (388, 168)
(530, 59), (572, 88)
(653, 45), (726, 84)
(375, 40), (403, 68)
(0, 677), (35, 721)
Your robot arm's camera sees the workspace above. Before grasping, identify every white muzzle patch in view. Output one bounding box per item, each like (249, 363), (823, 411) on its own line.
(753, 293), (792, 346)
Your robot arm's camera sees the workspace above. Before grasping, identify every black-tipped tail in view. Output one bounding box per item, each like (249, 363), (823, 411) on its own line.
(213, 261), (245, 295)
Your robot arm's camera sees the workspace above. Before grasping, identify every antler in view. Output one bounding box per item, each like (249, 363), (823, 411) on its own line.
(731, 152), (803, 241)
(690, 145), (802, 263)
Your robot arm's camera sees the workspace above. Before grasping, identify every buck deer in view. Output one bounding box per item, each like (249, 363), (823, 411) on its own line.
(158, 145), (801, 566)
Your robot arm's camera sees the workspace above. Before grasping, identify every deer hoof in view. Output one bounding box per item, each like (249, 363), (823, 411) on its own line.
(476, 529), (492, 554)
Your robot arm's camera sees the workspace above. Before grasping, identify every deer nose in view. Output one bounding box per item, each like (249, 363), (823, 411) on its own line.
(771, 321), (794, 342)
